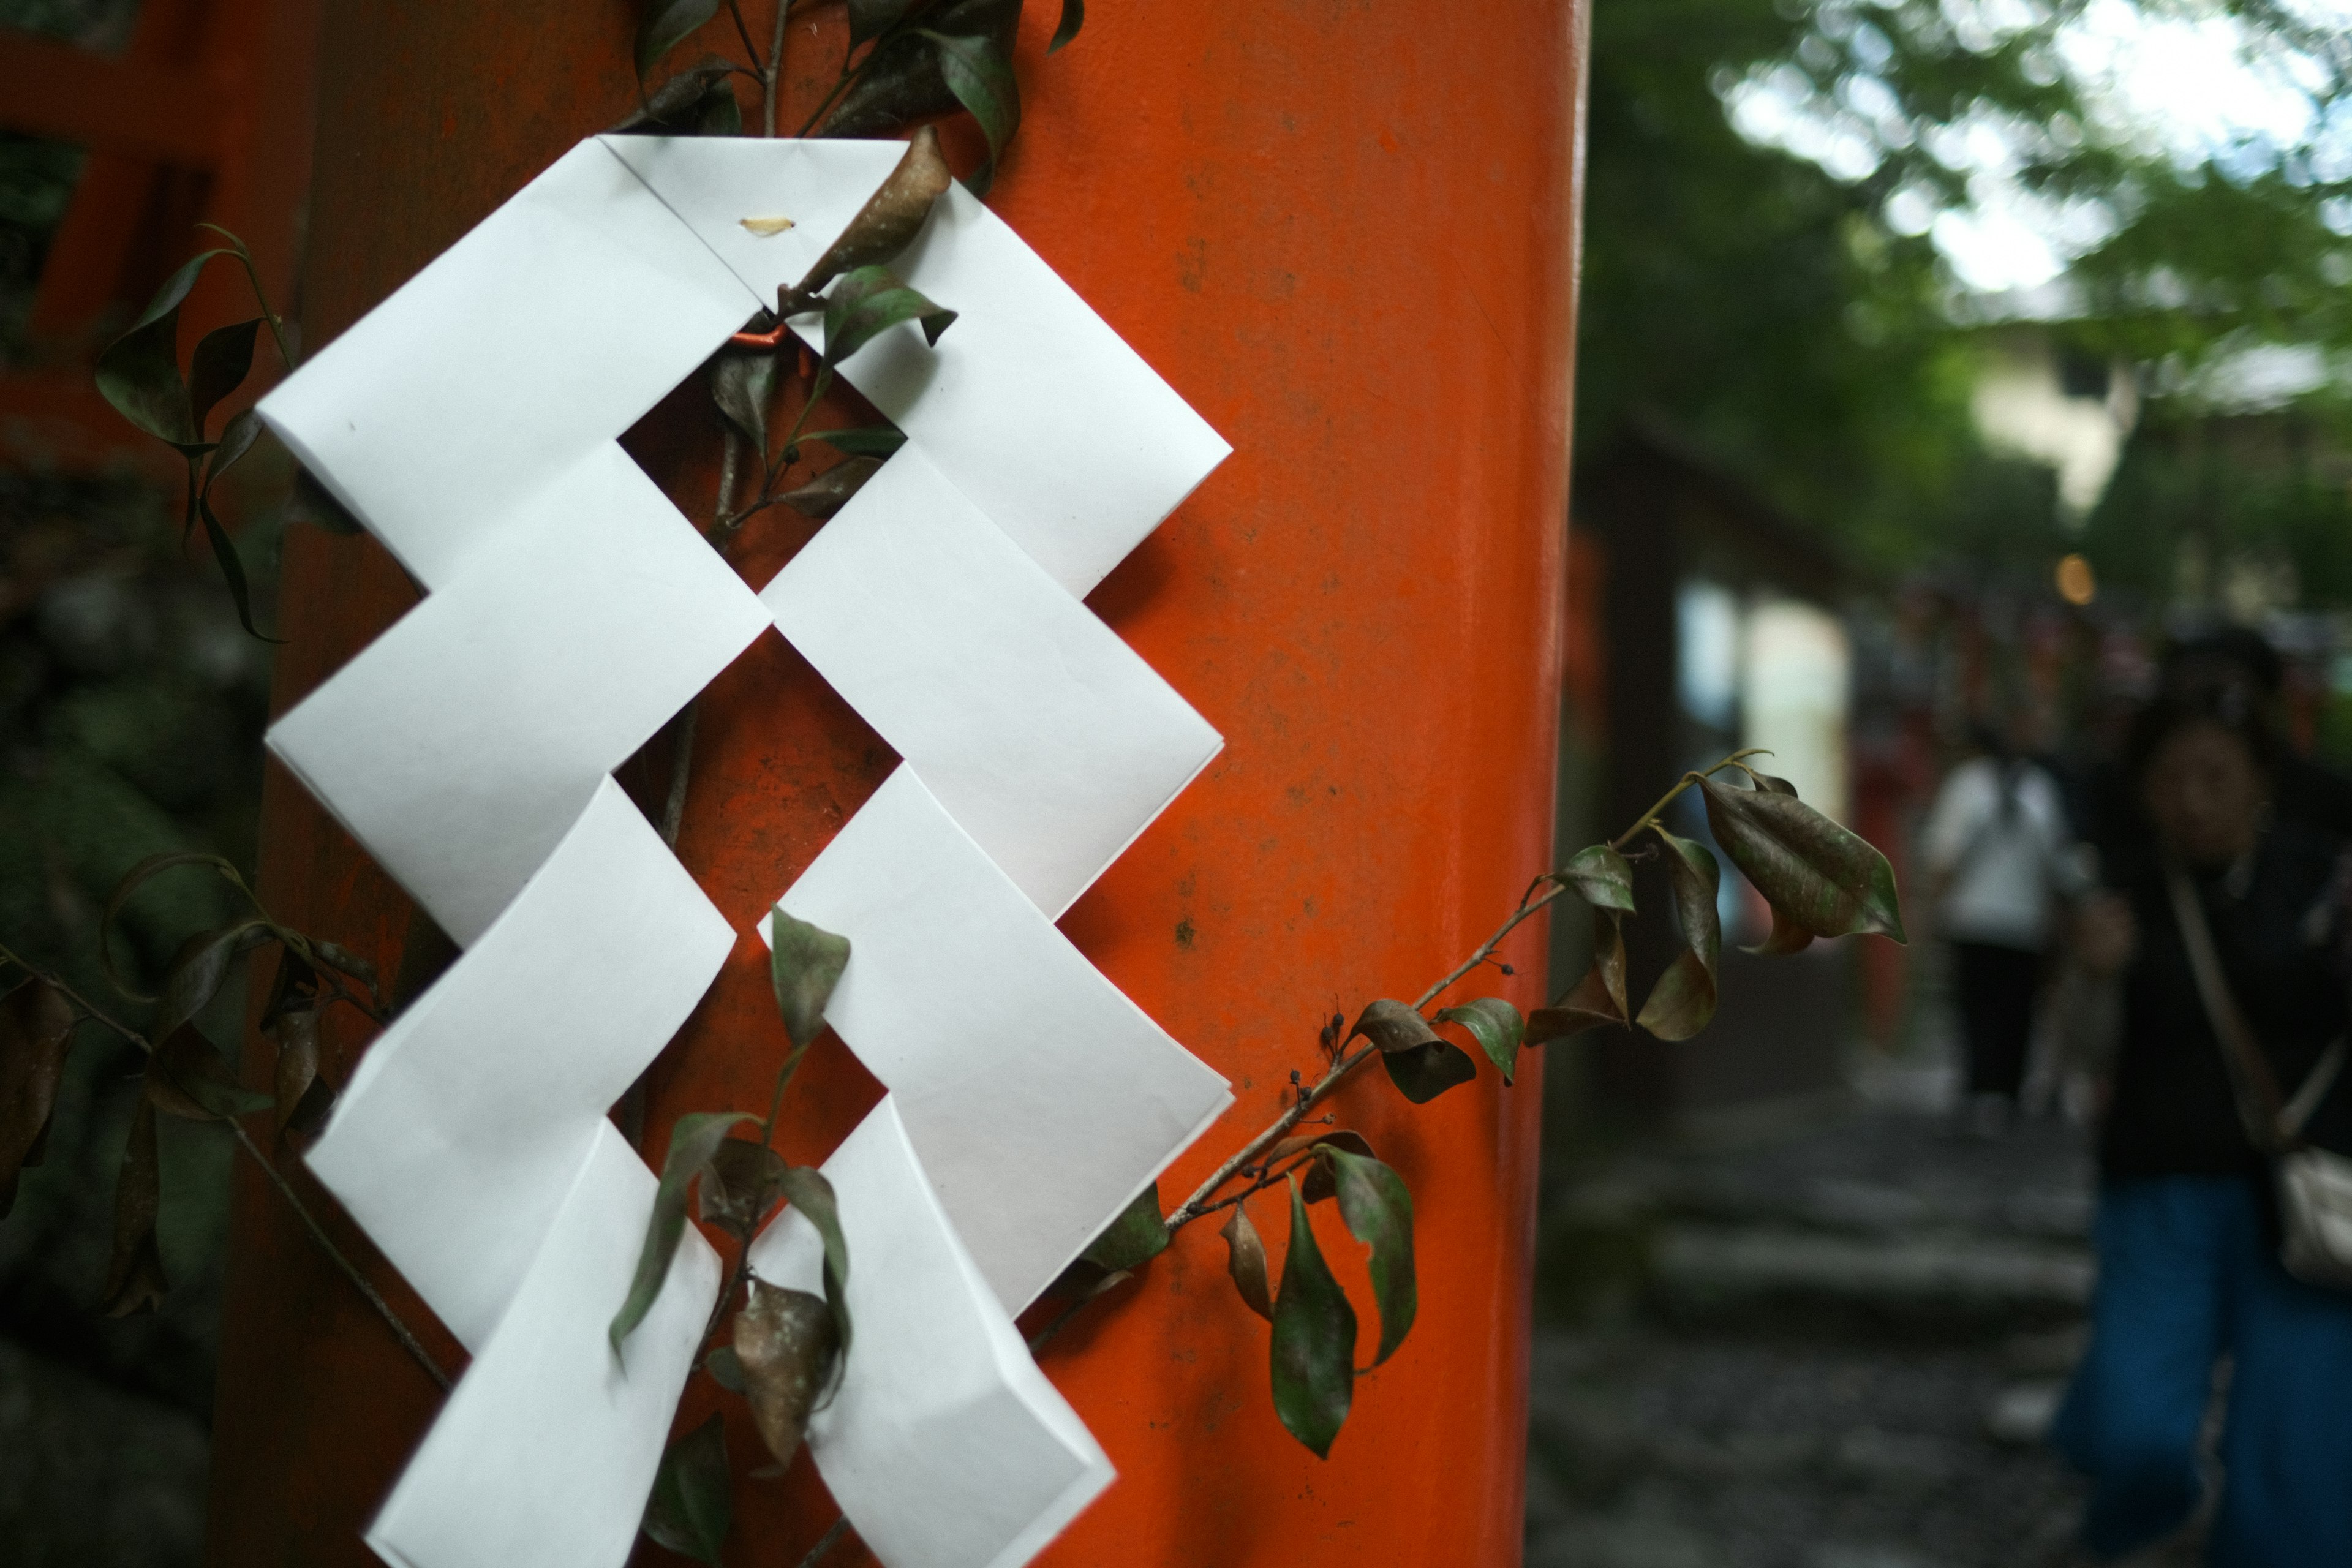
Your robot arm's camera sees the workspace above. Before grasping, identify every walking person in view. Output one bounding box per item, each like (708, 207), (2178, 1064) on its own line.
(2052, 688), (2352, 1564)
(1921, 723), (2085, 1136)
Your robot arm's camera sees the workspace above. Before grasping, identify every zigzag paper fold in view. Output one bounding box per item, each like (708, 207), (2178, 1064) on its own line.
(257, 135), (1231, 1568)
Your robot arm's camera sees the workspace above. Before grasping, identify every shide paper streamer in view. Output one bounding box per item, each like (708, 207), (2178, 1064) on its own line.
(259, 136), (1232, 1568)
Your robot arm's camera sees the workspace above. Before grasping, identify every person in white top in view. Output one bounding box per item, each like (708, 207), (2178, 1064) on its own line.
(1921, 723), (2090, 1133)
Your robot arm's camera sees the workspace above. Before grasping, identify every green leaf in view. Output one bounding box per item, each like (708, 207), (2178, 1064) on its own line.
(848, 0), (915, 48)
(711, 345), (778, 467)
(700, 1135), (788, 1237)
(1633, 826), (1721, 1041)
(642, 1411), (731, 1566)
(821, 0), (1021, 139)
(802, 428), (907, 461)
(1270, 1176), (1354, 1459)
(611, 1110), (754, 1359)
(0, 980), (78, 1218)
(1526, 910), (1629, 1042)
(1325, 1147), (1415, 1367)
(146, 1023), (274, 1122)
(695, 77), (743, 135)
(820, 265), (957, 367)
(1552, 843), (1636, 912)
(1049, 0), (1085, 52)
(1436, 997), (1526, 1084)
(97, 851), (255, 1001)
(635, 0), (720, 81)
(202, 407), (265, 496)
(187, 318), (260, 439)
(197, 490), (277, 642)
(782, 127), (954, 311)
(774, 1164), (853, 1391)
(152, 919), (277, 1045)
(1082, 1180), (1170, 1272)
(1697, 776), (1907, 944)
(94, 248), (231, 448)
(779, 456), (882, 520)
(733, 1281), (840, 1466)
(1219, 1201), (1273, 1321)
(1270, 1128), (1374, 1204)
(768, 907), (850, 1052)
(99, 1099), (167, 1317)
(920, 30), (1021, 196)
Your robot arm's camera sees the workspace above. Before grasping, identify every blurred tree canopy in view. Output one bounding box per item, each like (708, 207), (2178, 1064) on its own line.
(1580, 0), (2352, 603)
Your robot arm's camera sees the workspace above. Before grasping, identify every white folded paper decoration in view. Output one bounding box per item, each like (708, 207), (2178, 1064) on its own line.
(258, 132), (1232, 1568)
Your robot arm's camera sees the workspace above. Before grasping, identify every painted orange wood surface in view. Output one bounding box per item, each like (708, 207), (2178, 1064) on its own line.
(205, 3), (1587, 1564)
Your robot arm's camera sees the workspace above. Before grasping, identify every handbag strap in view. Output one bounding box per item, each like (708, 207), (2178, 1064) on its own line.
(2163, 858), (2293, 1153)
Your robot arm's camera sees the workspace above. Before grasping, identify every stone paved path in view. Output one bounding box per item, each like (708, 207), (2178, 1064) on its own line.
(1525, 1102), (2205, 1568)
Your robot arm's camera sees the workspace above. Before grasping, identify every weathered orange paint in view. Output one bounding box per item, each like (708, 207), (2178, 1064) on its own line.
(206, 2), (1587, 1564)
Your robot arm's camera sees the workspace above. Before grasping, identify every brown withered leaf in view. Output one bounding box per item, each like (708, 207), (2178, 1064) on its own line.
(777, 456), (881, 520)
(781, 126), (953, 312)
(699, 1136), (788, 1238)
(1219, 1202), (1274, 1322)
(1268, 1129), (1375, 1204)
(1345, 998), (1441, 1055)
(1527, 910), (1630, 1044)
(0, 979), (78, 1216)
(99, 1098), (167, 1317)
(1634, 827), (1722, 1042)
(145, 1024), (272, 1122)
(733, 1281), (841, 1468)
(270, 1000), (323, 1136)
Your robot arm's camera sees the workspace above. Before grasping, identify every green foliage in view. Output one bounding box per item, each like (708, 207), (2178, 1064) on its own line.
(644, 1412), (733, 1565)
(1697, 774), (1906, 944)
(1268, 1177), (1353, 1459)
(1632, 826), (1722, 1042)
(611, 1111), (754, 1359)
(1082, 1180), (1170, 1272)
(1435, 997), (1526, 1084)
(768, 907), (851, 1054)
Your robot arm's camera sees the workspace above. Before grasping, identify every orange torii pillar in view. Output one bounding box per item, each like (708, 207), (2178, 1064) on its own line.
(205, 4), (1588, 1564)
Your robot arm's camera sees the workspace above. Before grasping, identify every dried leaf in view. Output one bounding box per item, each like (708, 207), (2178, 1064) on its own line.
(1551, 842), (1636, 913)
(1697, 776), (1907, 944)
(1633, 826), (1721, 1041)
(740, 215), (796, 236)
(778, 456), (881, 520)
(611, 1111), (753, 1358)
(920, 29), (1021, 195)
(642, 1411), (731, 1565)
(701, 1135), (788, 1237)
(1746, 905), (1817, 957)
(1327, 1147), (1415, 1366)
(1270, 1175), (1354, 1459)
(785, 126), (953, 309)
(1527, 909), (1629, 1042)
(769, 907), (851, 1053)
(1436, 996), (1526, 1084)
(99, 1099), (167, 1317)
(269, 1000), (322, 1135)
(1219, 1202), (1273, 1321)
(610, 56), (737, 131)
(733, 1281), (840, 1467)
(1346, 999), (1441, 1055)
(145, 1024), (273, 1122)
(98, 851), (253, 1002)
(1081, 1180), (1169, 1272)
(1348, 997), (1478, 1101)
(306, 938), (380, 1003)
(152, 918), (276, 1044)
(0, 981), (78, 1217)
(1270, 1129), (1373, 1204)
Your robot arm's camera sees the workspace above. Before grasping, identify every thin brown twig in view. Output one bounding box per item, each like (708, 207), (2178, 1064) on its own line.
(795, 1515), (853, 1568)
(0, 950), (449, 1390)
(764, 0), (788, 137)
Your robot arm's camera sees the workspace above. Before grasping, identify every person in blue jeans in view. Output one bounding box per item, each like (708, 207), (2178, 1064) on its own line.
(2055, 687), (2352, 1564)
